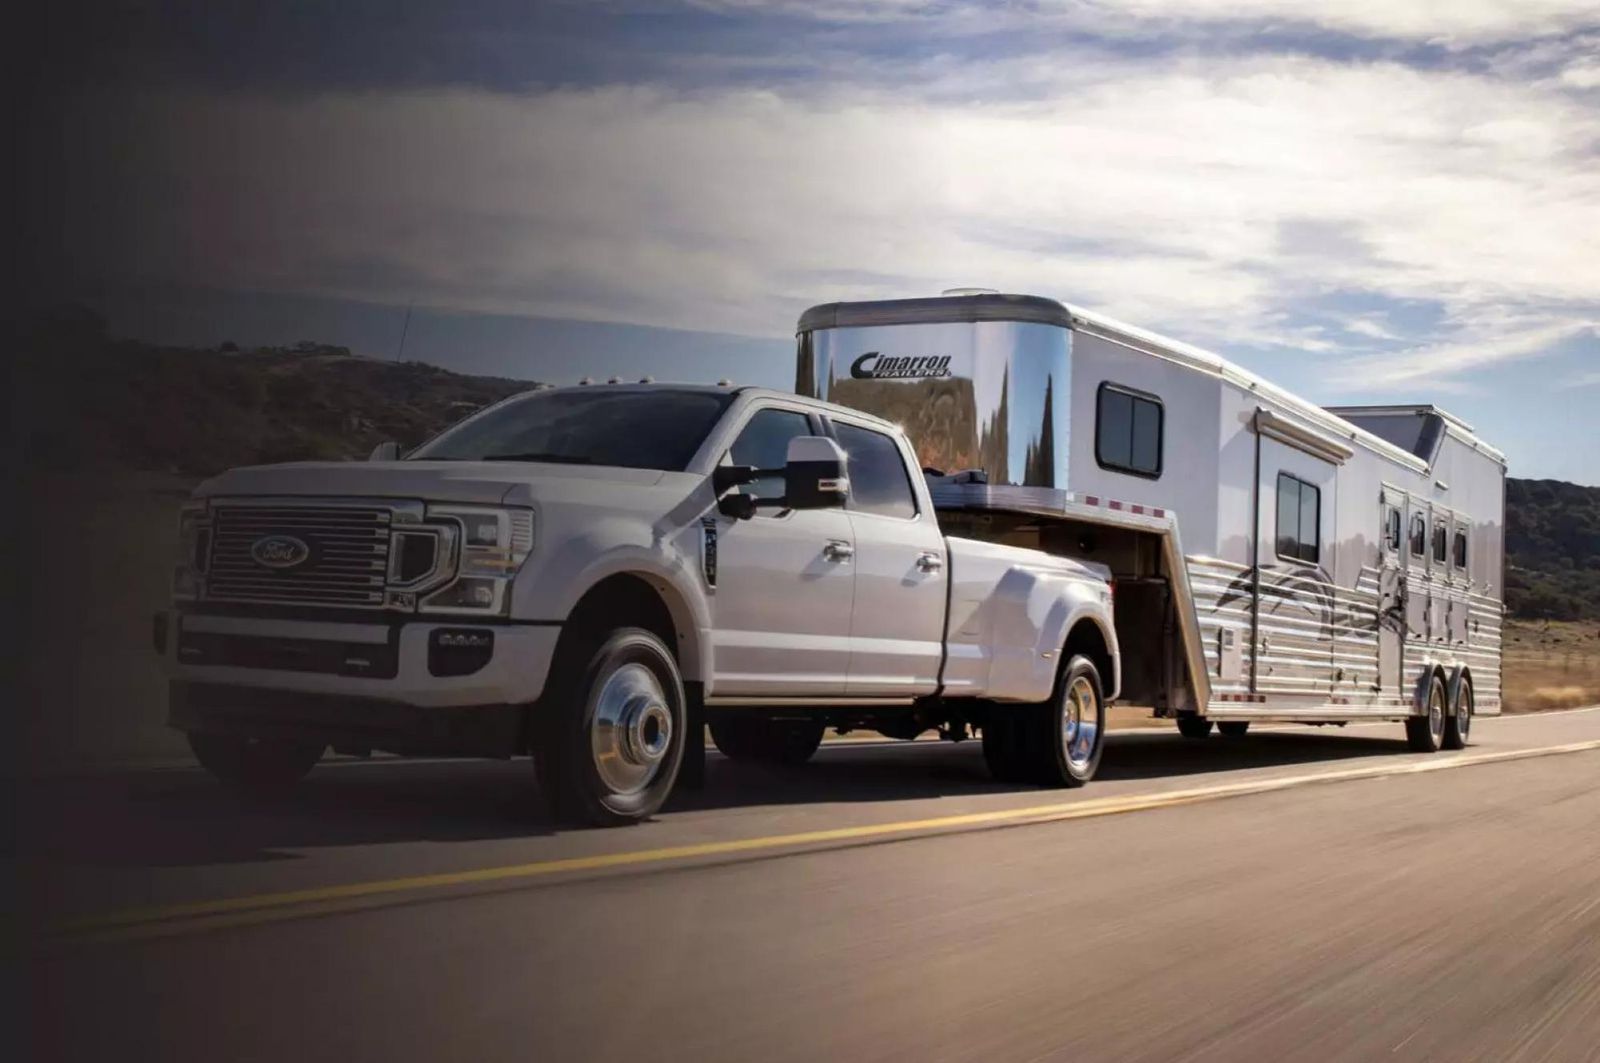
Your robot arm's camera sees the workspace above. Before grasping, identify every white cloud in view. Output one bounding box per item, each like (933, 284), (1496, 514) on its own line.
(56, 48), (1600, 389)
(693, 1), (1600, 46)
(1330, 321), (1599, 389)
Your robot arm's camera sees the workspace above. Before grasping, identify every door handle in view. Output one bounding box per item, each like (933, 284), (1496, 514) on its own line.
(916, 551), (943, 573)
(823, 540), (854, 562)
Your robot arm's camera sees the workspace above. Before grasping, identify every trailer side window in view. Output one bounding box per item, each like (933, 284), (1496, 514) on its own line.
(1410, 514), (1426, 557)
(1383, 505), (1402, 553)
(1276, 473), (1321, 564)
(1095, 383), (1163, 478)
(1453, 530), (1468, 570)
(1432, 520), (1448, 564)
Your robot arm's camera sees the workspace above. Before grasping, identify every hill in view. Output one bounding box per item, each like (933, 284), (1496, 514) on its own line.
(1505, 478), (1600, 621)
(8, 308), (537, 477)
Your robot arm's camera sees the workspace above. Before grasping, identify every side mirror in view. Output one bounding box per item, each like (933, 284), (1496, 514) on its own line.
(713, 464), (759, 496)
(783, 436), (849, 510)
(369, 441), (402, 462)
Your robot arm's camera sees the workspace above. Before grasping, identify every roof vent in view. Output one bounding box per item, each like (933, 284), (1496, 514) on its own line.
(941, 287), (999, 297)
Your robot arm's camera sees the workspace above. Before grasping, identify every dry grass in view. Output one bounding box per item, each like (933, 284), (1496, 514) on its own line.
(1502, 619), (1600, 713)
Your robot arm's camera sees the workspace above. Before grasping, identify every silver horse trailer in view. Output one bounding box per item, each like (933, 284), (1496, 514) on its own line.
(796, 292), (1505, 749)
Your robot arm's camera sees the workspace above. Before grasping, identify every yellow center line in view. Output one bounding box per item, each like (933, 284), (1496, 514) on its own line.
(55, 739), (1600, 943)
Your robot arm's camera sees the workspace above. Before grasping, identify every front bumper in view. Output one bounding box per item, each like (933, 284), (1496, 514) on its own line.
(157, 610), (562, 755)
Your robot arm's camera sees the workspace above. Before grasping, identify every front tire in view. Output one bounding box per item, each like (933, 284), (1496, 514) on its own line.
(187, 732), (323, 792)
(1405, 672), (1448, 753)
(536, 627), (686, 826)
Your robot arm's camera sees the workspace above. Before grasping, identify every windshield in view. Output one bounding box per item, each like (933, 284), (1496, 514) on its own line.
(409, 388), (735, 470)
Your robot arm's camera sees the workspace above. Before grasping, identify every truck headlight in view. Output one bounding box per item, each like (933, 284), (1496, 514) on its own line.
(173, 501), (210, 600)
(419, 506), (534, 614)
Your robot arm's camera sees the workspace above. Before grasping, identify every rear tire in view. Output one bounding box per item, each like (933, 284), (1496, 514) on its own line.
(1405, 672), (1448, 753)
(1025, 655), (1106, 787)
(1177, 716), (1213, 740)
(709, 716), (826, 765)
(982, 709), (1031, 784)
(187, 732), (323, 793)
(1217, 721), (1250, 738)
(1442, 676), (1472, 750)
(535, 627), (686, 826)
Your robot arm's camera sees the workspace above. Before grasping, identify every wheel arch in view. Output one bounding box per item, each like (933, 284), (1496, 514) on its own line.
(1061, 613), (1119, 703)
(557, 572), (705, 682)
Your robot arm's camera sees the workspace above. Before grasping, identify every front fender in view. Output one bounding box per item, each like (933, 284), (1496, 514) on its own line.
(512, 516), (713, 683)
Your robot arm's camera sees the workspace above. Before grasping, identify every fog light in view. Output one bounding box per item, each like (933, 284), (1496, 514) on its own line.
(422, 577), (502, 612)
(429, 628), (495, 677)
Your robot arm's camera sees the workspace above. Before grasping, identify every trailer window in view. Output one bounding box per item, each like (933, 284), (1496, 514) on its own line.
(1432, 521), (1448, 564)
(1096, 383), (1163, 478)
(1276, 473), (1321, 564)
(1453, 529), (1468, 570)
(1383, 505), (1402, 553)
(1410, 514), (1426, 558)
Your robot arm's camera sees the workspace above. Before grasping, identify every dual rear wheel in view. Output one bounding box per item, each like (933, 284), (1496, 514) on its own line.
(1407, 671), (1472, 752)
(982, 655), (1106, 787)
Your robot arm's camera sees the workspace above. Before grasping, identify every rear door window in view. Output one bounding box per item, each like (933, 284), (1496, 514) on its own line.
(834, 422), (918, 519)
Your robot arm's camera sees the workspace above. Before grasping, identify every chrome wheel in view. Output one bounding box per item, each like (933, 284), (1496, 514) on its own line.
(589, 662), (673, 796)
(1061, 674), (1099, 773)
(1456, 685), (1472, 742)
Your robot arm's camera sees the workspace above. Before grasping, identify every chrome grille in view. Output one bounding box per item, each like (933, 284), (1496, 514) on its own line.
(206, 503), (393, 608)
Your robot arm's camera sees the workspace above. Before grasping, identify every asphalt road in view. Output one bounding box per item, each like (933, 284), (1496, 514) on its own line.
(24, 708), (1600, 1063)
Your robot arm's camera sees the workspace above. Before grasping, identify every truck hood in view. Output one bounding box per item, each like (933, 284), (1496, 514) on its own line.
(195, 460), (667, 507)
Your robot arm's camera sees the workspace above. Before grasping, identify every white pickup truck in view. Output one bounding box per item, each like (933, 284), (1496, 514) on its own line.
(158, 384), (1119, 824)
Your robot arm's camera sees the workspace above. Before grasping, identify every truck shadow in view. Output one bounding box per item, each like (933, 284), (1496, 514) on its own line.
(668, 728), (1411, 812)
(24, 728), (1409, 875)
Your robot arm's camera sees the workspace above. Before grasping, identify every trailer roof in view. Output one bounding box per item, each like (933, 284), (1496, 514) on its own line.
(795, 293), (1507, 470)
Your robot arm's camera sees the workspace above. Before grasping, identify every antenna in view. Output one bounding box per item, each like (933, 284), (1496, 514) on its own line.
(395, 299), (415, 361)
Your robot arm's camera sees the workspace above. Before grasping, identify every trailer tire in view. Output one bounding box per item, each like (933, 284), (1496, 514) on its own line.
(1217, 721), (1250, 738)
(1026, 655), (1106, 787)
(187, 732), (323, 793)
(709, 716), (826, 765)
(1405, 672), (1448, 753)
(535, 626), (686, 826)
(1177, 716), (1213, 740)
(1442, 675), (1473, 750)
(982, 710), (1031, 784)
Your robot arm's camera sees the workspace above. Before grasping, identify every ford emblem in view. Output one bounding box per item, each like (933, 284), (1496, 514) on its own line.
(250, 535), (311, 570)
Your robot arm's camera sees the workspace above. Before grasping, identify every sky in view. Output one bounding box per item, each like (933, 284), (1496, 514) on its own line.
(25, 0), (1600, 483)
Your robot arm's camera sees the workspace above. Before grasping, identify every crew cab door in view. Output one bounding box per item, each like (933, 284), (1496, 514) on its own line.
(710, 406), (856, 696)
(830, 419), (947, 697)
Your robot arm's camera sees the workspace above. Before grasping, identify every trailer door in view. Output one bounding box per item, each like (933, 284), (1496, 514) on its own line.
(1256, 439), (1337, 699)
(1377, 490), (1406, 693)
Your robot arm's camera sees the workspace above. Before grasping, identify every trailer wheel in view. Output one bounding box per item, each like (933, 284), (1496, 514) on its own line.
(1442, 675), (1473, 750)
(709, 717), (826, 765)
(187, 732), (323, 793)
(536, 627), (686, 826)
(982, 710), (1030, 783)
(1029, 655), (1106, 787)
(1217, 721), (1250, 738)
(1176, 716), (1213, 740)
(1405, 672), (1448, 753)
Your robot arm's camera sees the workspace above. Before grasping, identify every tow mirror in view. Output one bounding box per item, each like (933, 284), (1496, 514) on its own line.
(783, 436), (849, 510)
(369, 441), (402, 462)
(713, 464), (759, 496)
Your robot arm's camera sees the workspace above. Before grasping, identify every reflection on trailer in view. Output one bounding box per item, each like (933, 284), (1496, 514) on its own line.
(796, 293), (1505, 749)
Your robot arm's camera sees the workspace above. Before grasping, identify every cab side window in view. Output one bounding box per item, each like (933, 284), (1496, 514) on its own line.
(834, 422), (917, 519)
(727, 408), (812, 504)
